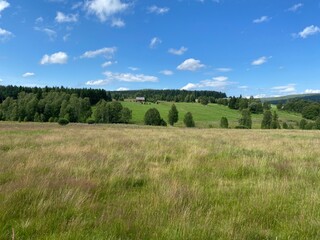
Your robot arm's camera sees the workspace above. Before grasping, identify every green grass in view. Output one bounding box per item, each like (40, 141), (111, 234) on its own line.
(1, 122), (320, 239)
(121, 101), (302, 128)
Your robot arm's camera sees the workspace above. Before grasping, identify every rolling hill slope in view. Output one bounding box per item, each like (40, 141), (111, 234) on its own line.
(121, 102), (302, 128)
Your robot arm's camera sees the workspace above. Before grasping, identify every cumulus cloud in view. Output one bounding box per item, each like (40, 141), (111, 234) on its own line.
(84, 0), (128, 22)
(168, 46), (188, 55)
(149, 37), (161, 49)
(81, 47), (116, 58)
(253, 16), (271, 24)
(160, 70), (173, 76)
(86, 71), (158, 86)
(298, 25), (320, 39)
(304, 89), (320, 94)
(287, 3), (303, 12)
(0, 27), (13, 41)
(272, 84), (296, 94)
(148, 5), (169, 15)
(111, 18), (125, 28)
(0, 0), (9, 14)
(251, 56), (268, 66)
(40, 52), (68, 65)
(117, 87), (129, 91)
(104, 71), (158, 82)
(86, 79), (109, 86)
(22, 72), (35, 78)
(181, 76), (232, 90)
(177, 58), (205, 71)
(55, 12), (78, 23)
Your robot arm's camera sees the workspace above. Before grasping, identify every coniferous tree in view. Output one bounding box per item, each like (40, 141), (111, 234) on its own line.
(168, 104), (179, 126)
(184, 112), (195, 128)
(271, 111), (281, 129)
(220, 117), (229, 128)
(261, 110), (272, 129)
(239, 109), (252, 129)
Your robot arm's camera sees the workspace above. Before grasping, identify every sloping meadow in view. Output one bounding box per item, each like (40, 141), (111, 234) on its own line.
(0, 122), (320, 239)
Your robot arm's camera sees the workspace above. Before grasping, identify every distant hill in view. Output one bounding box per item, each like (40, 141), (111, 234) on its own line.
(262, 94), (320, 104)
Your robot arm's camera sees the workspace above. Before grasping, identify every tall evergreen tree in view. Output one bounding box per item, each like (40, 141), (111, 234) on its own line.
(271, 111), (281, 129)
(261, 110), (272, 129)
(184, 112), (195, 128)
(168, 104), (179, 126)
(239, 109), (252, 129)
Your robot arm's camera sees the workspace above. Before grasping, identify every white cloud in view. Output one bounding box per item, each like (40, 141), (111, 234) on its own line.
(84, 0), (128, 22)
(81, 47), (116, 58)
(251, 56), (268, 66)
(216, 68), (232, 72)
(0, 0), (9, 13)
(177, 58), (205, 71)
(117, 87), (129, 91)
(288, 3), (303, 12)
(304, 89), (320, 94)
(298, 25), (320, 39)
(0, 27), (13, 41)
(160, 70), (173, 76)
(55, 12), (78, 23)
(111, 18), (125, 28)
(149, 37), (161, 48)
(0, 78), (3, 82)
(272, 84), (296, 94)
(35, 17), (44, 24)
(63, 33), (71, 42)
(40, 52), (68, 65)
(148, 5), (169, 15)
(213, 76), (228, 82)
(22, 72), (35, 78)
(86, 79), (109, 86)
(34, 27), (57, 41)
(168, 46), (188, 55)
(104, 71), (158, 82)
(101, 61), (114, 68)
(181, 76), (232, 90)
(253, 16), (271, 24)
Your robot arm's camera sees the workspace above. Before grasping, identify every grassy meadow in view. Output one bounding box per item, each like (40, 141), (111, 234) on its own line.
(121, 102), (302, 128)
(1, 122), (320, 239)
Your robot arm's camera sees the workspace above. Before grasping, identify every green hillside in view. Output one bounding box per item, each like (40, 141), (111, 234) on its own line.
(121, 101), (302, 128)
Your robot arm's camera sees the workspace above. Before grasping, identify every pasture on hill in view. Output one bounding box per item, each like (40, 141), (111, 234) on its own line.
(1, 122), (320, 239)
(121, 101), (302, 128)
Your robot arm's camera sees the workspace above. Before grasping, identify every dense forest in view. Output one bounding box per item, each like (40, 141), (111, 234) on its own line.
(0, 85), (226, 104)
(112, 89), (226, 102)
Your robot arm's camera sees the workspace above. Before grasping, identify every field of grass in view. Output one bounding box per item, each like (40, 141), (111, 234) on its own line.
(1, 122), (320, 239)
(121, 101), (302, 128)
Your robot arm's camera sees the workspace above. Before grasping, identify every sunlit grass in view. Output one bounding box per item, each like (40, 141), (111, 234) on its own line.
(0, 122), (319, 239)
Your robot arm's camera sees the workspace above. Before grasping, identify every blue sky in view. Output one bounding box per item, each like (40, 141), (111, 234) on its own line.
(0, 0), (320, 97)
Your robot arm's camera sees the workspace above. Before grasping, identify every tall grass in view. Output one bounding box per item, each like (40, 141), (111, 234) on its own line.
(0, 122), (319, 239)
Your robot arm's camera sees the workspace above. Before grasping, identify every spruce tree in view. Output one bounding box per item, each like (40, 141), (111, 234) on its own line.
(261, 110), (272, 129)
(184, 112), (195, 127)
(168, 104), (179, 126)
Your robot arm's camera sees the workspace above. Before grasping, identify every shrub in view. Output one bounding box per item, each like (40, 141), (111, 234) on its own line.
(184, 112), (195, 128)
(220, 117), (229, 128)
(58, 118), (69, 126)
(144, 108), (165, 126)
(235, 125), (249, 129)
(282, 122), (288, 129)
(87, 119), (95, 124)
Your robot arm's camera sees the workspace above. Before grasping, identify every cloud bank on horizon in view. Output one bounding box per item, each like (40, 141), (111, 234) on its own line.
(0, 0), (319, 97)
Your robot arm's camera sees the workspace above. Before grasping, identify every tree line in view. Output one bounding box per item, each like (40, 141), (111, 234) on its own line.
(113, 89), (226, 102)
